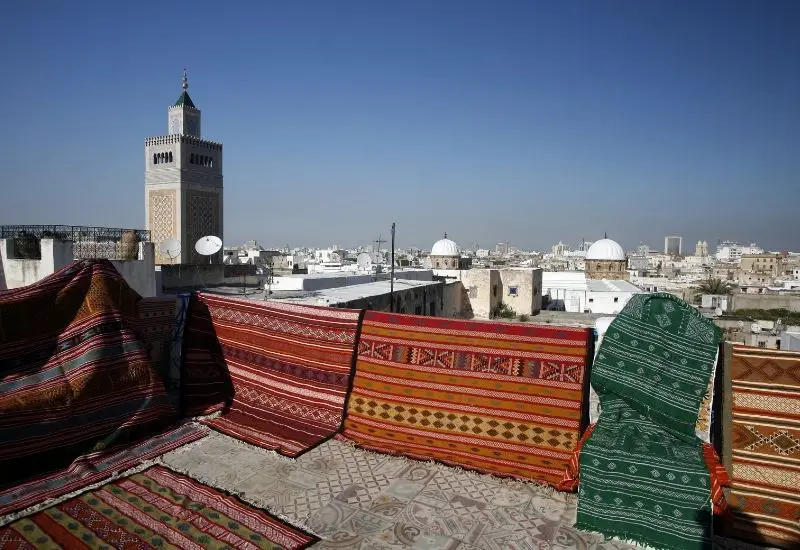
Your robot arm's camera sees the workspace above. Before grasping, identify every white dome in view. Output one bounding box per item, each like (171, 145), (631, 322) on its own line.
(431, 236), (459, 257)
(586, 238), (625, 261)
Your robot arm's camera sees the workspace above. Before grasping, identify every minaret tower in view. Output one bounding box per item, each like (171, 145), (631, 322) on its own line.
(144, 70), (224, 264)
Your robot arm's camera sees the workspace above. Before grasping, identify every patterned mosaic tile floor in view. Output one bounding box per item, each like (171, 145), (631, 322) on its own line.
(160, 430), (776, 549)
(161, 431), (635, 550)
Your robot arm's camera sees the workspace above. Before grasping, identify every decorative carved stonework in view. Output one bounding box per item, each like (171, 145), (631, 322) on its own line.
(585, 259), (629, 280)
(186, 191), (220, 264)
(149, 190), (177, 264)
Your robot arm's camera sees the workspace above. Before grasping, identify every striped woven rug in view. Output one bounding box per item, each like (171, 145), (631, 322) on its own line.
(0, 423), (207, 517)
(0, 465), (318, 549)
(342, 311), (592, 486)
(0, 260), (175, 487)
(183, 293), (362, 457)
(723, 345), (800, 548)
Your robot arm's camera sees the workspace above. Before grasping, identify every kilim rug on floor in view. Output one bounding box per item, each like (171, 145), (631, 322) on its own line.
(0, 465), (318, 550)
(135, 295), (178, 383)
(0, 423), (207, 518)
(0, 260), (176, 488)
(185, 293), (362, 457)
(341, 311), (593, 486)
(722, 345), (800, 548)
(573, 293), (727, 550)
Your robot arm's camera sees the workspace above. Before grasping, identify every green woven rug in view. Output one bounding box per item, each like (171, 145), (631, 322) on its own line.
(576, 293), (722, 550)
(576, 396), (714, 550)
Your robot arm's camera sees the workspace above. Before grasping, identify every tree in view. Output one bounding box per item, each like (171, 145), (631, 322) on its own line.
(695, 277), (733, 296)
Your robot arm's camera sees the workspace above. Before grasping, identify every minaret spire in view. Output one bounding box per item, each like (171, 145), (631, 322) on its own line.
(182, 69), (189, 91)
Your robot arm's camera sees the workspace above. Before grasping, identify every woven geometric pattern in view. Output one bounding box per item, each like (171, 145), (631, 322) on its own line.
(183, 293), (361, 457)
(590, 292), (722, 441)
(724, 345), (800, 548)
(0, 260), (175, 488)
(342, 311), (592, 486)
(575, 294), (725, 550)
(0, 465), (318, 549)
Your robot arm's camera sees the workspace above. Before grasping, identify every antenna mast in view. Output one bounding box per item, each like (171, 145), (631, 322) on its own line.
(390, 223), (396, 312)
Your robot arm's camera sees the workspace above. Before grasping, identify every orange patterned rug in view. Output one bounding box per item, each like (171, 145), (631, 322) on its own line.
(342, 311), (592, 486)
(723, 345), (800, 548)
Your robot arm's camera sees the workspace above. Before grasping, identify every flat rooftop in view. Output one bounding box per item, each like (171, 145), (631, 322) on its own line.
(586, 279), (643, 293)
(279, 278), (440, 306)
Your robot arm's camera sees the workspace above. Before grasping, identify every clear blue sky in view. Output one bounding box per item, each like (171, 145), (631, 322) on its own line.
(1, 1), (798, 252)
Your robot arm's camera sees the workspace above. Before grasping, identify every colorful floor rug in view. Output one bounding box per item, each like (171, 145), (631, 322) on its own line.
(575, 293), (725, 550)
(0, 423), (207, 518)
(722, 345), (800, 548)
(342, 311), (593, 486)
(0, 465), (318, 550)
(185, 293), (362, 457)
(0, 260), (175, 487)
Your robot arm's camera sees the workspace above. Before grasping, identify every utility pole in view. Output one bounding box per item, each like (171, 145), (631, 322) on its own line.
(390, 223), (396, 312)
(373, 234), (386, 254)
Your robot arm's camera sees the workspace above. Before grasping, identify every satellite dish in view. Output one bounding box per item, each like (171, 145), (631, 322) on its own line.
(738, 320), (745, 329)
(195, 235), (222, 256)
(356, 252), (372, 269)
(715, 308), (723, 317)
(158, 238), (181, 263)
(750, 323), (761, 334)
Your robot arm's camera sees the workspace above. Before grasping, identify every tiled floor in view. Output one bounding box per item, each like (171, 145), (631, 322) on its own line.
(161, 431), (631, 549)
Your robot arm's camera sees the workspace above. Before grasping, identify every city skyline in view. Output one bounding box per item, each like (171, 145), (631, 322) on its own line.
(1, 1), (798, 252)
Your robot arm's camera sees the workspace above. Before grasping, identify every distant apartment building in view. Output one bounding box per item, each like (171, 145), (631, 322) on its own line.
(740, 253), (782, 281)
(664, 235), (682, 256)
(695, 240), (709, 257)
(551, 241), (567, 256)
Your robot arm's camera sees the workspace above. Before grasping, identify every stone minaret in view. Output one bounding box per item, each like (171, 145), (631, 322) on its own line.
(145, 70), (224, 264)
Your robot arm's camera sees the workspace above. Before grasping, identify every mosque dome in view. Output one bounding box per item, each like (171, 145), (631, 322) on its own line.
(586, 238), (625, 261)
(431, 234), (459, 257)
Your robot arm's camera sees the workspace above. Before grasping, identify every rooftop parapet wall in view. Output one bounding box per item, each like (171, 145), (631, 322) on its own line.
(0, 239), (156, 297)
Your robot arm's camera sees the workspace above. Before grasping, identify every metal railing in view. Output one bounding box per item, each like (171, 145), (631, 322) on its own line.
(0, 225), (151, 260)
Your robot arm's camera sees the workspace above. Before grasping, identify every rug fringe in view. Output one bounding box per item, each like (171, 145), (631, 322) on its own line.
(0, 457), (164, 527)
(334, 436), (576, 502)
(157, 458), (317, 535)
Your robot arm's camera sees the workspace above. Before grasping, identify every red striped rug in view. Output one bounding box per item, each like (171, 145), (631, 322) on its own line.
(723, 345), (800, 548)
(183, 293), (362, 457)
(342, 312), (592, 486)
(0, 465), (317, 549)
(0, 423), (207, 517)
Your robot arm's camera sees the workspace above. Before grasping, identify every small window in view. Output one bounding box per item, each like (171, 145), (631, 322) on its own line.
(533, 286), (538, 295)
(589, 298), (594, 303)
(493, 285), (498, 298)
(508, 286), (518, 297)
(153, 153), (158, 164)
(168, 151), (173, 162)
(613, 297), (619, 303)
(190, 153), (195, 164)
(758, 341), (766, 349)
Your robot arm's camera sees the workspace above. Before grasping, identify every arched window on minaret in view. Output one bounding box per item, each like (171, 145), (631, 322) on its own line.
(190, 153), (195, 164)
(209, 157), (213, 168)
(168, 152), (173, 163)
(153, 153), (157, 164)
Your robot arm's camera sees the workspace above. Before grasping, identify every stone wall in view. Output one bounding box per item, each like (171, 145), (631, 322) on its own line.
(730, 293), (800, 313)
(0, 239), (157, 297)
